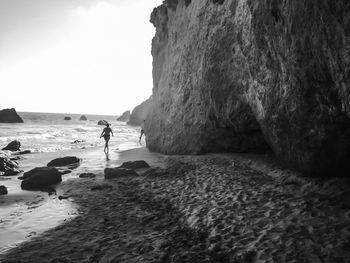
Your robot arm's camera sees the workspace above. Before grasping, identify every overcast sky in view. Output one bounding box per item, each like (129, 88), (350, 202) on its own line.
(0, 0), (162, 115)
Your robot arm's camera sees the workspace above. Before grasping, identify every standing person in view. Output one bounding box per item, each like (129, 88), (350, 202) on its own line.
(139, 120), (145, 144)
(100, 123), (114, 153)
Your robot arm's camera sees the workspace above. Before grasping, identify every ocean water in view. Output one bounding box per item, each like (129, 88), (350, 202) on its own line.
(0, 112), (142, 255)
(0, 112), (139, 153)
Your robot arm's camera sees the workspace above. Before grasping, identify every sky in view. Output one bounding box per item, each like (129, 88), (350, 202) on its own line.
(0, 0), (163, 115)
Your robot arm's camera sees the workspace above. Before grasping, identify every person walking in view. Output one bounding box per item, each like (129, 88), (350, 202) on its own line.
(100, 123), (114, 153)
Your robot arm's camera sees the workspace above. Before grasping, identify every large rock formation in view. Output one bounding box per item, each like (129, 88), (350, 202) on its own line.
(127, 97), (152, 126)
(0, 108), (23, 123)
(146, 0), (350, 176)
(117, 111), (131, 122)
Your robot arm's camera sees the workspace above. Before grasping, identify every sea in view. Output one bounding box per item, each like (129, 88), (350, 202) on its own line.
(0, 111), (142, 255)
(0, 112), (140, 153)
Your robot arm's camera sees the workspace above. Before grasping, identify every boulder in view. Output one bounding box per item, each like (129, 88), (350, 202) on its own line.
(127, 97), (152, 126)
(79, 115), (87, 121)
(147, 0), (350, 176)
(98, 120), (109, 126)
(0, 185), (8, 195)
(117, 111), (131, 122)
(21, 167), (62, 190)
(2, 140), (21, 151)
(21, 167), (60, 180)
(119, 160), (150, 170)
(79, 172), (96, 178)
(0, 108), (23, 123)
(64, 116), (71, 120)
(104, 168), (138, 179)
(47, 156), (81, 167)
(0, 157), (21, 176)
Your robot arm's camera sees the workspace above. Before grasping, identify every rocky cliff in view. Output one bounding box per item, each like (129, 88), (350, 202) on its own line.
(146, 0), (350, 176)
(127, 97), (152, 126)
(117, 111), (131, 122)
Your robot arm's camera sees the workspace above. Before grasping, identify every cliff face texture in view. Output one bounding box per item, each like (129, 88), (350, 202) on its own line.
(127, 97), (153, 126)
(146, 0), (350, 176)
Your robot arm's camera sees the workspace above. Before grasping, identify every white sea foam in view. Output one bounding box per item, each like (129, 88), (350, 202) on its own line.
(0, 112), (142, 254)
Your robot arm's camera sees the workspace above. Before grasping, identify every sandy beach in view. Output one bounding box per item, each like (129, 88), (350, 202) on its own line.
(1, 147), (350, 263)
(0, 136), (143, 254)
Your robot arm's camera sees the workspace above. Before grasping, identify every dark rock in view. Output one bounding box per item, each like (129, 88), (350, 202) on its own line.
(0, 108), (23, 123)
(0, 185), (8, 195)
(104, 168), (138, 179)
(47, 156), (81, 167)
(11, 150), (31, 155)
(71, 140), (84, 144)
(98, 120), (109, 126)
(127, 97), (152, 126)
(21, 167), (62, 190)
(64, 116), (71, 121)
(2, 140), (21, 151)
(119, 160), (150, 170)
(58, 195), (71, 200)
(79, 115), (87, 121)
(21, 167), (63, 180)
(79, 172), (96, 178)
(117, 111), (131, 122)
(0, 157), (21, 176)
(147, 1), (350, 176)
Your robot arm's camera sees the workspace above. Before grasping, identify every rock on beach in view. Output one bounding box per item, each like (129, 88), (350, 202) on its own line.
(2, 140), (21, 152)
(20, 167), (62, 190)
(0, 185), (8, 195)
(0, 157), (21, 176)
(47, 156), (81, 167)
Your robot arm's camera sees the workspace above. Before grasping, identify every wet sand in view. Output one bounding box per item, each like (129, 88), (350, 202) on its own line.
(1, 148), (350, 262)
(0, 140), (144, 254)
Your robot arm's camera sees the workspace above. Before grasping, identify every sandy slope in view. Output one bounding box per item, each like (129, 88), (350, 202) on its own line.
(1, 148), (350, 263)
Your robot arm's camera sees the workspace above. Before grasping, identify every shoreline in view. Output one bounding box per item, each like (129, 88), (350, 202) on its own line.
(1, 148), (350, 262)
(0, 141), (146, 255)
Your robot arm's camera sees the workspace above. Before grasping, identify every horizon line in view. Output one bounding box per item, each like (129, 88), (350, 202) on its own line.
(17, 110), (123, 117)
